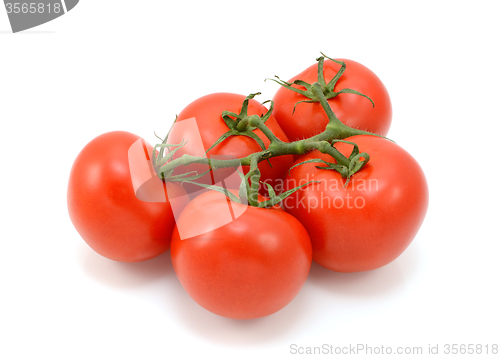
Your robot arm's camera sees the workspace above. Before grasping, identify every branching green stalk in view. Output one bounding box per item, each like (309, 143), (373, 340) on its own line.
(156, 74), (388, 207)
(156, 83), (380, 179)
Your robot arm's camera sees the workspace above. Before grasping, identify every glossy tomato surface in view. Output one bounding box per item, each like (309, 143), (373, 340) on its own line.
(167, 92), (293, 196)
(283, 135), (428, 272)
(272, 59), (392, 141)
(170, 190), (312, 319)
(67, 131), (189, 262)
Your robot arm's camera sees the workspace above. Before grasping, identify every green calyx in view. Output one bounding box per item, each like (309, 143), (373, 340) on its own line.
(289, 140), (370, 187)
(205, 92), (274, 154)
(268, 53), (374, 112)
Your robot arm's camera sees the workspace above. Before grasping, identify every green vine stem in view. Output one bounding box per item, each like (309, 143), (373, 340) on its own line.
(154, 82), (384, 208)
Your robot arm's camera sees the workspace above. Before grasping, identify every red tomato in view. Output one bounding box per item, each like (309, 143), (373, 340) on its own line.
(166, 93), (293, 196)
(272, 59), (392, 141)
(170, 190), (312, 319)
(67, 131), (189, 262)
(282, 135), (428, 272)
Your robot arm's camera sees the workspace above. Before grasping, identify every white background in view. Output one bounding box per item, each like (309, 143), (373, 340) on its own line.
(1, 1), (499, 357)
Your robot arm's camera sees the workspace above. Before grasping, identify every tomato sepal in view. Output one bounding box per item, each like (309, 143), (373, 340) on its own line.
(288, 139), (370, 187)
(267, 53), (375, 113)
(204, 93), (274, 154)
(257, 180), (320, 208)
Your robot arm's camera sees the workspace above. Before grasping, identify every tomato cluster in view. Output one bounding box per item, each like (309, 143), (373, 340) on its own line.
(68, 55), (428, 319)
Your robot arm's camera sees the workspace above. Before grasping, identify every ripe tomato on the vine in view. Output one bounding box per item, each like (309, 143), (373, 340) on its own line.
(166, 92), (293, 196)
(67, 131), (189, 262)
(170, 190), (312, 319)
(272, 59), (392, 141)
(283, 135), (428, 272)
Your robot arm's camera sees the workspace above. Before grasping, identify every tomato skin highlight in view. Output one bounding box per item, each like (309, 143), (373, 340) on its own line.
(283, 135), (428, 272)
(272, 59), (392, 141)
(170, 190), (312, 319)
(167, 92), (293, 196)
(67, 131), (189, 262)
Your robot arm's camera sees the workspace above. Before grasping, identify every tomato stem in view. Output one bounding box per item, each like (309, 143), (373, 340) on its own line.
(156, 99), (380, 207)
(248, 156), (261, 206)
(156, 57), (390, 207)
